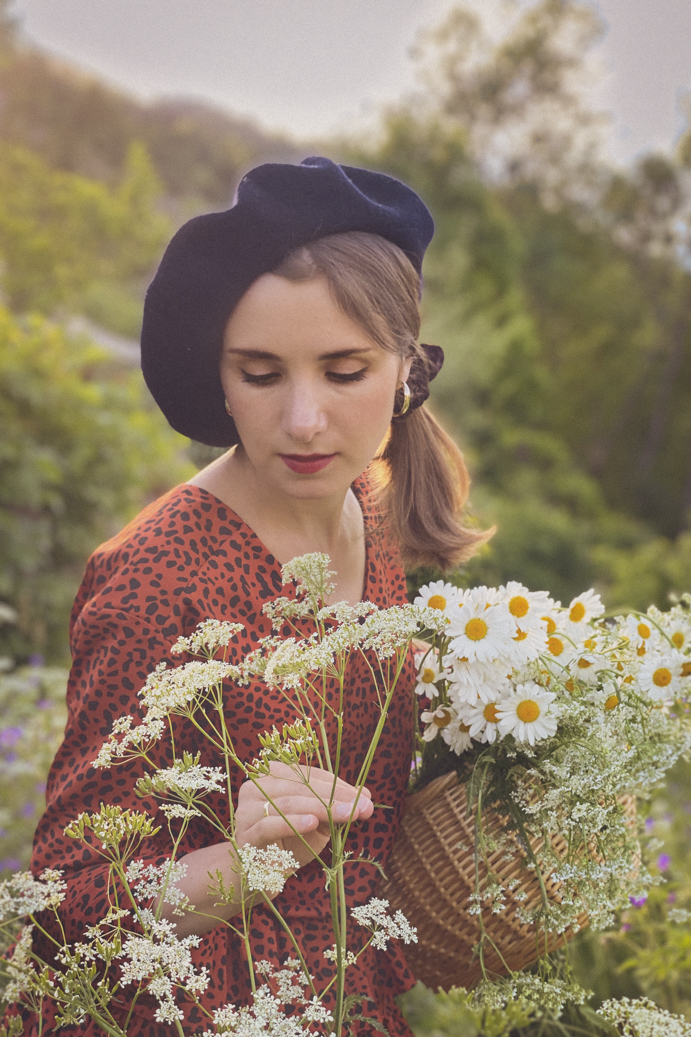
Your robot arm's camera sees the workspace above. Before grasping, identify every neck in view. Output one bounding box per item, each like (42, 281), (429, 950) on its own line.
(224, 447), (357, 554)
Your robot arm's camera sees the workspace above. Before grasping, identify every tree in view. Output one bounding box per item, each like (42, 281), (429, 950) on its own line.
(0, 139), (169, 313)
(0, 306), (193, 662)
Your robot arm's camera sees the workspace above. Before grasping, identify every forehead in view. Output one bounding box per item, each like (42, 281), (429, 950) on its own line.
(223, 273), (378, 354)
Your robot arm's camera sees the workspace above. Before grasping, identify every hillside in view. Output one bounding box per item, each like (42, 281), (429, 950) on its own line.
(0, 45), (304, 208)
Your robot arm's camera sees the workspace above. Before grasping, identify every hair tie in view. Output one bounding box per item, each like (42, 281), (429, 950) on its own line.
(392, 343), (444, 420)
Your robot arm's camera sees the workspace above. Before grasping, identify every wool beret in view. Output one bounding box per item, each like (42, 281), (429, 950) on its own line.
(141, 155), (435, 446)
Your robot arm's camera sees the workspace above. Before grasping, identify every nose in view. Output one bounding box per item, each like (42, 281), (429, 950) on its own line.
(281, 378), (328, 444)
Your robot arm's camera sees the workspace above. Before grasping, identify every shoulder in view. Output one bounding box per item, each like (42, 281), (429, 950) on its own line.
(70, 484), (250, 640)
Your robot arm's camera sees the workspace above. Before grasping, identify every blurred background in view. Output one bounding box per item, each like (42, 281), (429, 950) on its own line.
(1, 0), (691, 1030)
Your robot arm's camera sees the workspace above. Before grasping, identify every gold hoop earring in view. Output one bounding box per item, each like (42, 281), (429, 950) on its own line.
(393, 381), (411, 418)
(224, 398), (232, 417)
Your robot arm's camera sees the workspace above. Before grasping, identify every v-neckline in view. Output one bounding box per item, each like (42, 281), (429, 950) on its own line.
(180, 479), (373, 605)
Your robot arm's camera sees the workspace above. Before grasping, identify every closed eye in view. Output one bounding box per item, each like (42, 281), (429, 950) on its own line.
(327, 368), (367, 383)
(241, 371), (279, 384)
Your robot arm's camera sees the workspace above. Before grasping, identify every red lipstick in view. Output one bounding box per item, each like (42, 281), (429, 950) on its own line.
(280, 453), (336, 474)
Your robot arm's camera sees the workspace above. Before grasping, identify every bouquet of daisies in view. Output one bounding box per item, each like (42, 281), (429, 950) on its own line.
(406, 580), (691, 942)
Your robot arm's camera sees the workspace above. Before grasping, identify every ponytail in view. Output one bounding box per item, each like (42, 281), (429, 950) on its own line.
(374, 407), (492, 572)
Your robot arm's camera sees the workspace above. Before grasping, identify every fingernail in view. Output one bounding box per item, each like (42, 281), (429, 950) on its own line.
(333, 802), (355, 821)
(298, 814), (316, 831)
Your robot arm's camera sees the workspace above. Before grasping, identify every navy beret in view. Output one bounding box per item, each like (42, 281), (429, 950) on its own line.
(141, 156), (435, 446)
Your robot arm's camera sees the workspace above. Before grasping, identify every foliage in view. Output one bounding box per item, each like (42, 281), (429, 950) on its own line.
(0, 306), (193, 662)
(0, 138), (169, 313)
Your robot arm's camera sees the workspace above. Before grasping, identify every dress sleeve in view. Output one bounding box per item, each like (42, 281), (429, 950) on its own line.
(30, 599), (176, 952)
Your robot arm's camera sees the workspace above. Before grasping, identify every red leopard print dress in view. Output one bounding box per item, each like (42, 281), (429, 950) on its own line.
(17, 476), (418, 1036)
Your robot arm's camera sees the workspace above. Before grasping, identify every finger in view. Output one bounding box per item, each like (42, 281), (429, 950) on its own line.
(244, 813), (320, 844)
(246, 774), (372, 807)
(261, 795), (372, 823)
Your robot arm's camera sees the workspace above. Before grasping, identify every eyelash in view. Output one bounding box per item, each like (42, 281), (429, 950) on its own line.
(240, 369), (367, 385)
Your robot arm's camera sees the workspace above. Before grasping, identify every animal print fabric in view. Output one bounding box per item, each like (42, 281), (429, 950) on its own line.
(16, 477), (418, 1035)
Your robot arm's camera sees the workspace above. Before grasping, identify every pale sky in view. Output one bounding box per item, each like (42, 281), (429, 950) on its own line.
(10, 0), (691, 164)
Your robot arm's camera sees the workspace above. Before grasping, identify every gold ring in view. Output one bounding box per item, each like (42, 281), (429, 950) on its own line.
(263, 800), (271, 818)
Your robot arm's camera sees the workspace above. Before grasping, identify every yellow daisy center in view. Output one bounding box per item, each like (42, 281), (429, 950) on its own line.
(637, 645), (646, 657)
(514, 629), (528, 642)
(577, 658), (593, 669)
(459, 722), (471, 733)
(604, 694), (619, 711)
(543, 616), (556, 634)
(547, 637), (564, 656)
(672, 632), (684, 649)
(465, 618), (488, 641)
(682, 662), (691, 677)
(433, 709), (452, 729)
(584, 638), (596, 649)
(637, 623), (651, 639)
(652, 668), (672, 688)
(509, 595), (529, 618)
(483, 703), (500, 723)
(516, 700), (540, 723)
(569, 602), (586, 623)
(565, 679), (575, 692)
(421, 668), (437, 684)
(427, 594), (447, 611)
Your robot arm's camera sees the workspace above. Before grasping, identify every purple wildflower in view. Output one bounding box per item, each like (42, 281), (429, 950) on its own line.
(629, 895), (648, 908)
(0, 727), (22, 748)
(658, 854), (671, 871)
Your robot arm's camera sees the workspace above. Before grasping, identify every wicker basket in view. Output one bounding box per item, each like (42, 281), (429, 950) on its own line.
(380, 771), (590, 992)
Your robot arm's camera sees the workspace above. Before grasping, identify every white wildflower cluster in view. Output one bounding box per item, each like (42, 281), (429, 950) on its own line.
(125, 858), (192, 916)
(473, 973), (589, 1016)
(64, 804), (159, 849)
(237, 844), (299, 896)
(598, 997), (691, 1037)
(117, 910), (209, 1024)
(250, 719), (320, 774)
(94, 657), (241, 768)
(350, 897), (418, 951)
(200, 959), (333, 1036)
(253, 603), (443, 692)
(171, 619), (245, 657)
(281, 552), (336, 603)
(322, 944), (357, 966)
(0, 868), (66, 920)
(145, 757), (226, 796)
(2, 925), (44, 1003)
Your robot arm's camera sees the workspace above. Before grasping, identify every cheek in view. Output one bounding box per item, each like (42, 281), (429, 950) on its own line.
(338, 381), (396, 444)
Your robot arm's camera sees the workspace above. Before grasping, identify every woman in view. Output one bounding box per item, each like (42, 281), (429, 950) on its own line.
(23, 157), (485, 1035)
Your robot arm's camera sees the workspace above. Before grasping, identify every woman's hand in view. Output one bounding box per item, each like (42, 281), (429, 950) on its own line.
(236, 761), (373, 867)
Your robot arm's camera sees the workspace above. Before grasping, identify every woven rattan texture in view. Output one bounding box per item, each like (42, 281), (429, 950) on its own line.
(380, 771), (588, 991)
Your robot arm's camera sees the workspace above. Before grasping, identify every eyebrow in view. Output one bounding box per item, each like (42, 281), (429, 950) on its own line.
(224, 347), (374, 361)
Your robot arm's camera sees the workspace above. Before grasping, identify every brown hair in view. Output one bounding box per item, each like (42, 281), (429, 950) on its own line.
(273, 232), (490, 571)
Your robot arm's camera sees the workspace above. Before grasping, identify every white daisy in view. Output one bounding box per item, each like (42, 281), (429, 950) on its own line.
(567, 649), (611, 686)
(565, 589), (604, 628)
(414, 651), (442, 698)
(636, 653), (685, 702)
(442, 718), (473, 755)
(656, 608), (691, 653)
(506, 622), (551, 667)
(446, 602), (514, 664)
(623, 614), (659, 654)
(457, 692), (505, 744)
(414, 581), (463, 619)
(420, 705), (455, 742)
(500, 582), (556, 633)
(496, 683), (558, 745)
(448, 670), (512, 706)
(541, 631), (577, 670)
